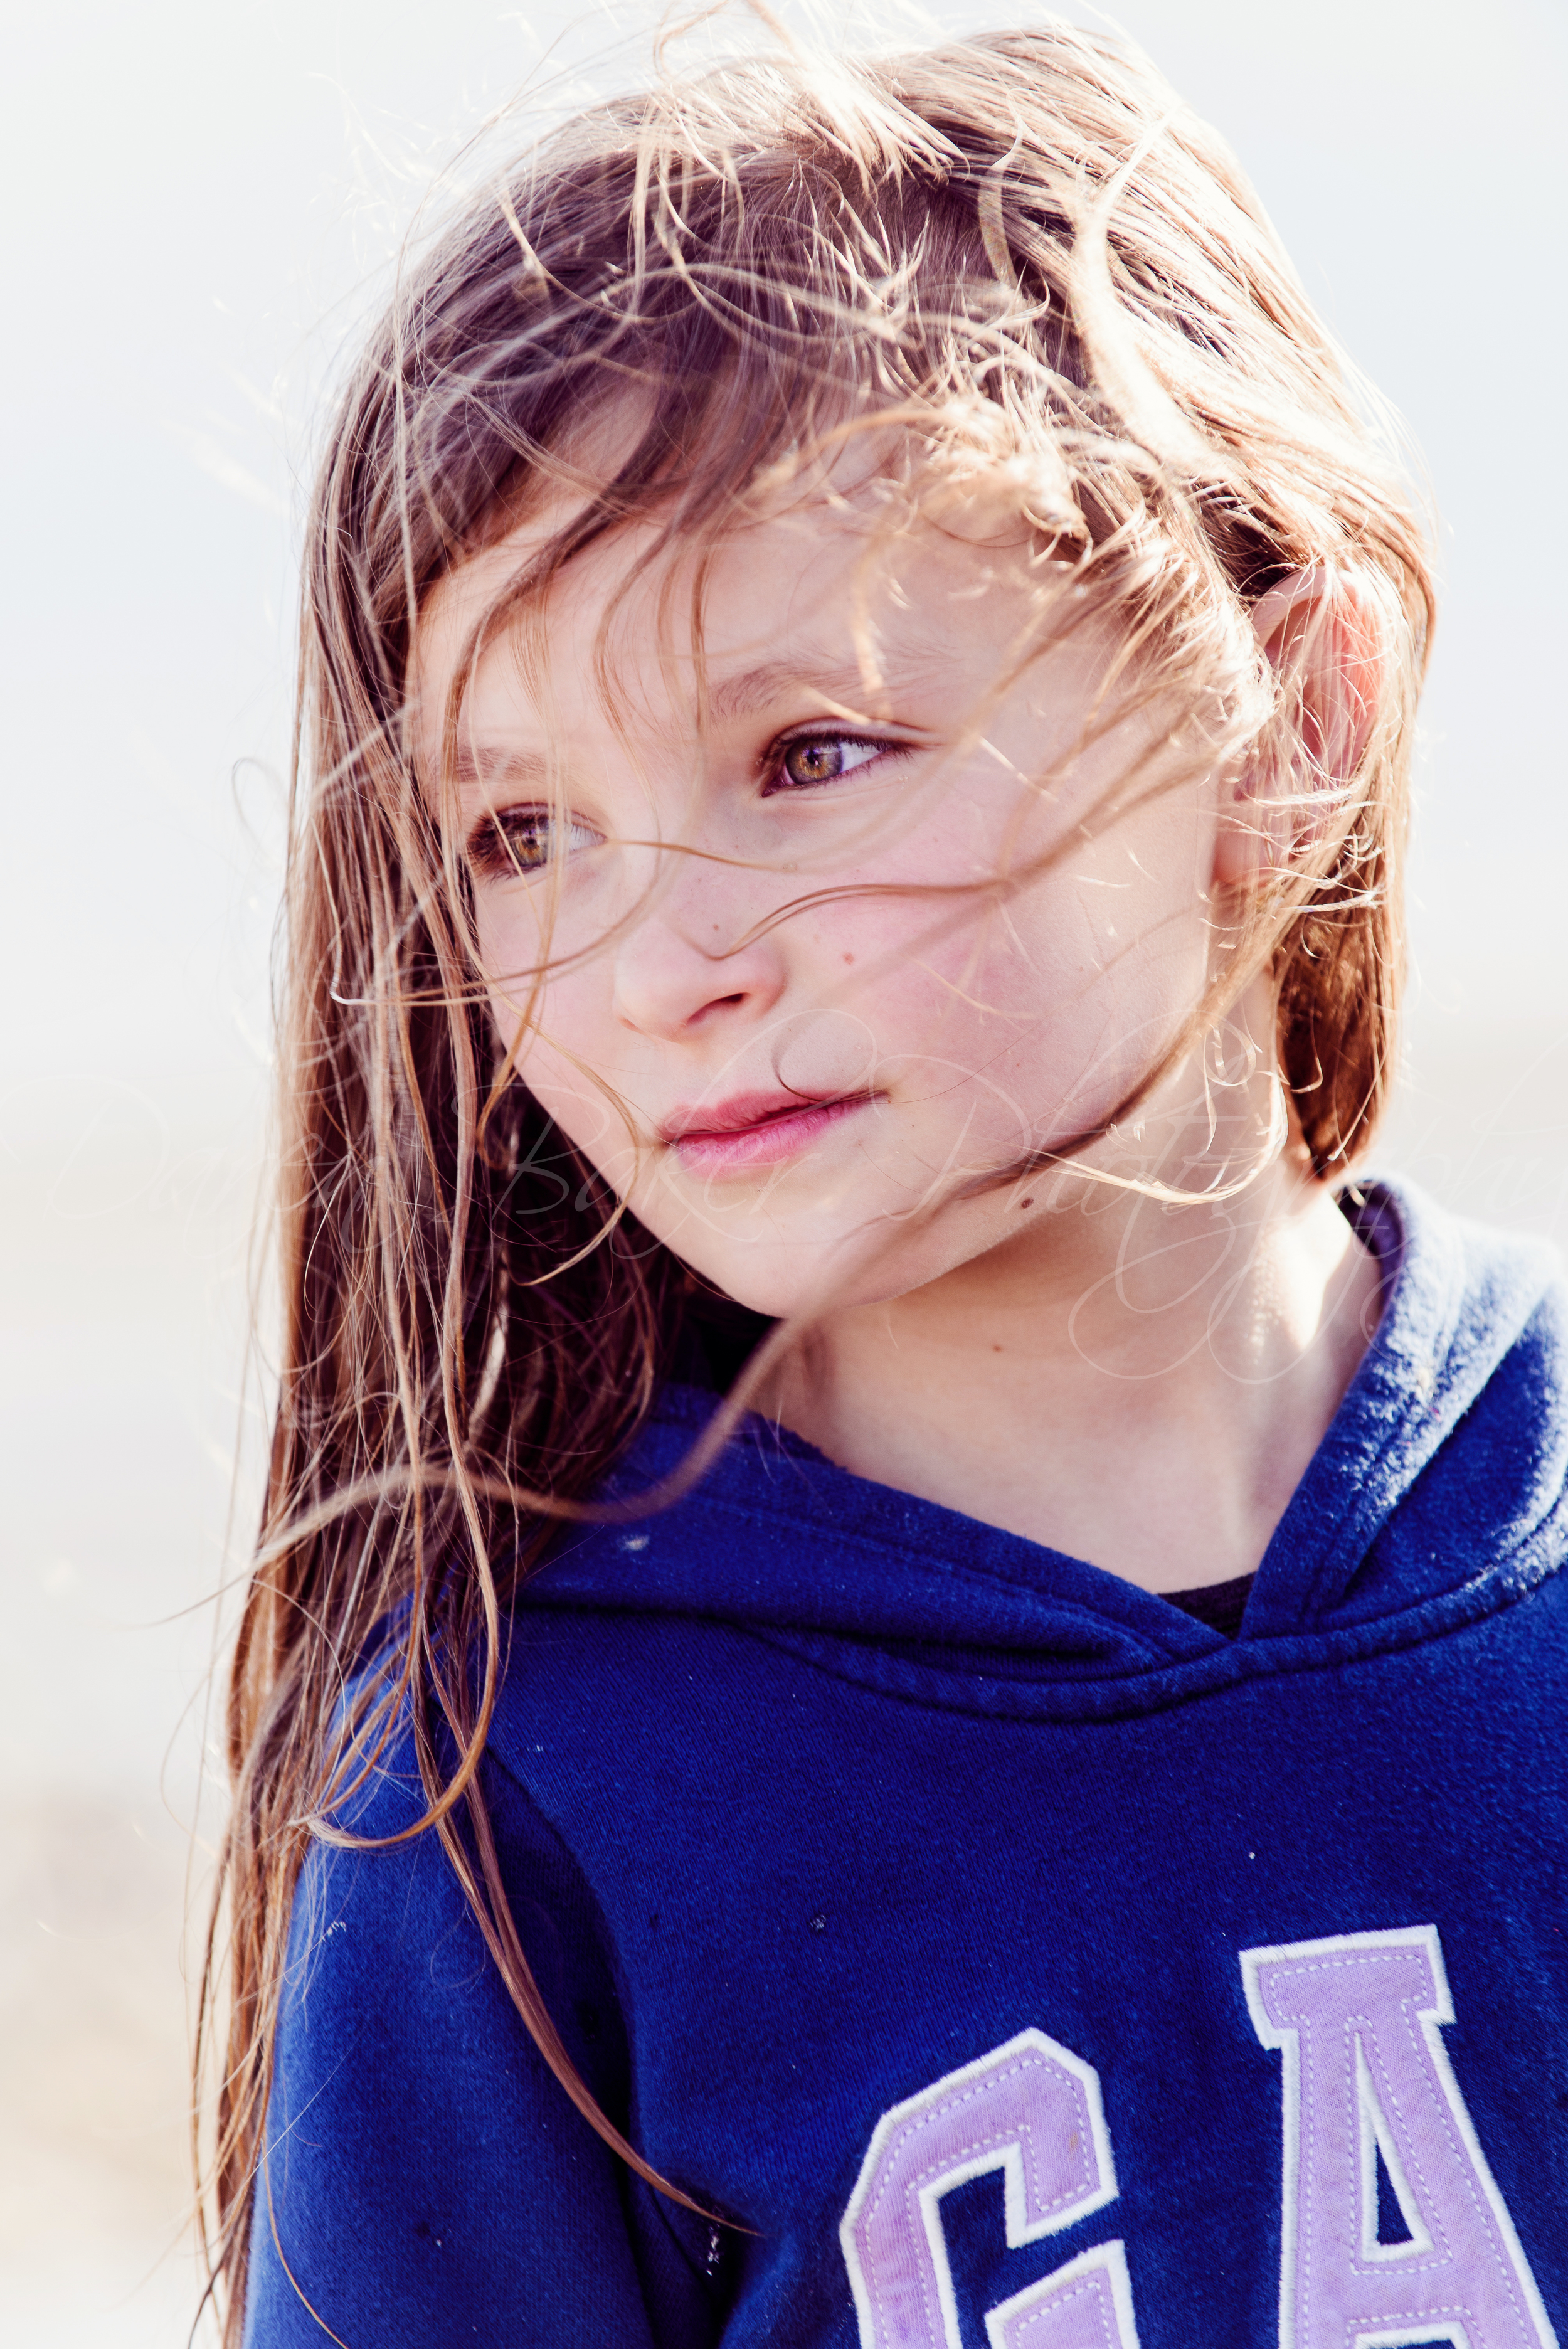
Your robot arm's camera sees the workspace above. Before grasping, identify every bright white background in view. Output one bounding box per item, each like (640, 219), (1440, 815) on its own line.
(3, 1), (1565, 2338)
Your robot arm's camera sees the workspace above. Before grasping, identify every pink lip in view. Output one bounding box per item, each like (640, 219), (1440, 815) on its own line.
(661, 1090), (875, 1174)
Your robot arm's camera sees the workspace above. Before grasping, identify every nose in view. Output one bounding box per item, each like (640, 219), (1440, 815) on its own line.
(610, 852), (788, 1042)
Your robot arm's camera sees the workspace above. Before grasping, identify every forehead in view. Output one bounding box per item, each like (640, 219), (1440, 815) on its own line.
(410, 442), (1047, 756)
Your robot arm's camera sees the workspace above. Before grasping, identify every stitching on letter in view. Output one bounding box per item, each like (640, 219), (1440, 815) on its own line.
(1241, 1925), (1557, 2349)
(840, 2029), (1140, 2349)
(985, 2241), (1142, 2349)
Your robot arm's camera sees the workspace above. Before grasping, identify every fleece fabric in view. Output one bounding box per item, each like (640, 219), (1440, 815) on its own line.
(246, 1183), (1568, 2349)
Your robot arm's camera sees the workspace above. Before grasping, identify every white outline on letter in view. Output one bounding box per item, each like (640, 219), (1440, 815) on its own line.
(1242, 1924), (1556, 2349)
(840, 2028), (1138, 2349)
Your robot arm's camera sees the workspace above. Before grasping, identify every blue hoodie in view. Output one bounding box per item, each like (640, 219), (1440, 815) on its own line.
(246, 1184), (1568, 2348)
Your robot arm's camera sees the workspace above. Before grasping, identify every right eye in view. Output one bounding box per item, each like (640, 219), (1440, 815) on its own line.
(467, 807), (601, 879)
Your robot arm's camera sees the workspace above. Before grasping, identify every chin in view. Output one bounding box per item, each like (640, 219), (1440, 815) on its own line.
(680, 1222), (965, 1327)
(685, 1256), (841, 1325)
(649, 1162), (1010, 1322)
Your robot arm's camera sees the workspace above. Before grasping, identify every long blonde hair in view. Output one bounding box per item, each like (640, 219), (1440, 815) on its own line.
(198, 16), (1433, 2333)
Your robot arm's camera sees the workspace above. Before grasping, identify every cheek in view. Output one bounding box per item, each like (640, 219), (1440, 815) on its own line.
(477, 873), (617, 1066)
(829, 835), (1210, 1127)
(474, 883), (556, 1000)
(809, 874), (1105, 1044)
(487, 957), (645, 1182)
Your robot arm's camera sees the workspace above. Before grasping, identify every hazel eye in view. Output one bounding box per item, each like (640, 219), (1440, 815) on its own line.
(469, 807), (601, 878)
(768, 734), (891, 793)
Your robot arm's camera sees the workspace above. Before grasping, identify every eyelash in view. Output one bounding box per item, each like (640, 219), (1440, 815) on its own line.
(466, 809), (601, 880)
(760, 729), (910, 796)
(465, 730), (911, 878)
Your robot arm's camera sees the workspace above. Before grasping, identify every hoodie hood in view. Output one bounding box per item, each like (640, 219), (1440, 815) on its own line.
(526, 1182), (1568, 1719)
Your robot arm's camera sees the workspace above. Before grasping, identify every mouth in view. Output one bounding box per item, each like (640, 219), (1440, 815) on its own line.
(660, 1089), (877, 1175)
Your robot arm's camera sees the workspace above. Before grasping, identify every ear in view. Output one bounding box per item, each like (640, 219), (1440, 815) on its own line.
(1213, 566), (1385, 891)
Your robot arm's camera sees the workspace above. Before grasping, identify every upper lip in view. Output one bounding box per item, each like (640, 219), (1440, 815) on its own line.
(659, 1089), (861, 1144)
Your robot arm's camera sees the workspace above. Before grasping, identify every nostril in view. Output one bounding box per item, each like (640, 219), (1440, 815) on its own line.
(691, 992), (749, 1023)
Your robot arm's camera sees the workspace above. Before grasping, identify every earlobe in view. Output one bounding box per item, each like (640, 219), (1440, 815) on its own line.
(1212, 566), (1386, 896)
(1212, 778), (1276, 891)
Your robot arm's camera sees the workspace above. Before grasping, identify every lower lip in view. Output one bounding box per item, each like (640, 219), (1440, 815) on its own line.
(672, 1096), (873, 1175)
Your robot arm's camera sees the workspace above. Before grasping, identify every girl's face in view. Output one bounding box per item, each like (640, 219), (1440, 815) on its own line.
(415, 468), (1235, 1320)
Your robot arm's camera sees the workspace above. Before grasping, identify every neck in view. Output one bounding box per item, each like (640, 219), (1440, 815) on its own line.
(766, 1140), (1385, 1594)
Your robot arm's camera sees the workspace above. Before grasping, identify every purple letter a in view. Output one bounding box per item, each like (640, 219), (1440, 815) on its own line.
(1242, 1926), (1556, 2349)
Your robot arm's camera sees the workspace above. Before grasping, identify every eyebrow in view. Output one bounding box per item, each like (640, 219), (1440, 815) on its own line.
(703, 651), (950, 726)
(448, 742), (551, 790)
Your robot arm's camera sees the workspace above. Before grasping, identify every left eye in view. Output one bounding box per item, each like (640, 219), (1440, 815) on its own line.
(767, 734), (891, 793)
(468, 806), (601, 878)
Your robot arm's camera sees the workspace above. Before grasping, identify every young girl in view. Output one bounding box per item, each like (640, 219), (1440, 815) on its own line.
(206, 16), (1568, 2346)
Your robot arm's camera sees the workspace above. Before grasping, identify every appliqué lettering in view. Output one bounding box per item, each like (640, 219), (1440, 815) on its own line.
(840, 2028), (1140, 2349)
(984, 2242), (1141, 2349)
(1241, 1925), (1556, 2349)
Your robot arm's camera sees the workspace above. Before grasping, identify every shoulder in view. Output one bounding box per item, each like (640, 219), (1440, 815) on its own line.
(279, 1665), (622, 2038)
(249, 1671), (655, 2346)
